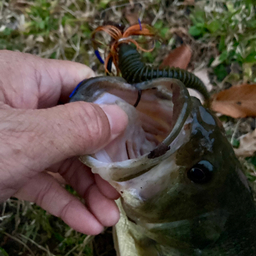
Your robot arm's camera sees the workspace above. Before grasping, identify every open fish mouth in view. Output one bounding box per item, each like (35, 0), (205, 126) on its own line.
(70, 77), (256, 255)
(70, 77), (192, 183)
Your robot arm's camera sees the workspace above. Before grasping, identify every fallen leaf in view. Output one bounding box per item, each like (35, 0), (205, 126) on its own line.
(160, 44), (192, 69)
(234, 129), (256, 157)
(211, 84), (256, 118)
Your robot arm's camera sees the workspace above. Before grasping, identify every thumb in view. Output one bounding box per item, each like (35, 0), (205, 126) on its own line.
(2, 101), (128, 173)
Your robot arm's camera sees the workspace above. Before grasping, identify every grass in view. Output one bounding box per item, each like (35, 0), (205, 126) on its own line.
(0, 0), (256, 255)
(189, 0), (256, 85)
(0, 198), (93, 256)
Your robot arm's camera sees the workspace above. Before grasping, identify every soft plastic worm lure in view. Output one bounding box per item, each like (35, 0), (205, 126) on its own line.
(117, 43), (209, 100)
(91, 23), (209, 101)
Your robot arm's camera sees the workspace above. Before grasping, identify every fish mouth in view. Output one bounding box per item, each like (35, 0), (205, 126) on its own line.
(72, 77), (192, 182)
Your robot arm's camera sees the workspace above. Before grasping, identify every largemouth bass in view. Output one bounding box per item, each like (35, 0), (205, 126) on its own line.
(70, 77), (256, 256)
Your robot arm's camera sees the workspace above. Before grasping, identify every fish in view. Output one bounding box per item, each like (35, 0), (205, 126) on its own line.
(70, 76), (256, 256)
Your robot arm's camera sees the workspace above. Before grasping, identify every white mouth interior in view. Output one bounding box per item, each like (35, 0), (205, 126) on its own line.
(92, 89), (174, 163)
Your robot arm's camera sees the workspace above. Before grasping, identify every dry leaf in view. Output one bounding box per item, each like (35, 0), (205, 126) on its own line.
(160, 45), (192, 69)
(211, 84), (256, 118)
(234, 129), (256, 157)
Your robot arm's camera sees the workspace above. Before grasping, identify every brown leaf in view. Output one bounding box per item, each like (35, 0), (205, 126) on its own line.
(211, 84), (256, 118)
(234, 129), (256, 157)
(160, 45), (192, 70)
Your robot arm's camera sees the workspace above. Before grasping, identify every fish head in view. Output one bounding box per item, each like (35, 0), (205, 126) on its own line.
(70, 77), (255, 251)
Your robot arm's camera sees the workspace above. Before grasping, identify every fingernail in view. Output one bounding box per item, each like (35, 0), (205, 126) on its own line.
(100, 105), (128, 137)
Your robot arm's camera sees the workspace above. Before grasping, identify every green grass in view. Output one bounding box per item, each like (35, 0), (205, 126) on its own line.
(189, 0), (256, 84)
(0, 0), (256, 255)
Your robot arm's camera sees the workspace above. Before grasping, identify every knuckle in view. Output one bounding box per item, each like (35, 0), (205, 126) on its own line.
(35, 177), (56, 207)
(59, 199), (74, 219)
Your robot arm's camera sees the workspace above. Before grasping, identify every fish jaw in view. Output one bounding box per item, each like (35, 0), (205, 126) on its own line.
(82, 113), (192, 203)
(70, 76), (256, 254)
(73, 77), (192, 190)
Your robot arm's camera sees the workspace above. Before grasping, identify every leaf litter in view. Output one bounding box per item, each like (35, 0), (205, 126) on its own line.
(160, 44), (192, 69)
(211, 84), (256, 118)
(210, 83), (256, 158)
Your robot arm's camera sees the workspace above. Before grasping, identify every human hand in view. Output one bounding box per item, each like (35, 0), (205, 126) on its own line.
(0, 50), (128, 235)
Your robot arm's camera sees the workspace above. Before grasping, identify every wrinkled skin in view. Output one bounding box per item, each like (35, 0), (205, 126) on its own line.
(70, 77), (256, 256)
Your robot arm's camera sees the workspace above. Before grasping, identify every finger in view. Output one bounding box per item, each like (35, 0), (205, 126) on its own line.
(85, 184), (120, 227)
(52, 160), (120, 227)
(14, 172), (104, 235)
(48, 158), (119, 200)
(47, 172), (67, 185)
(35, 58), (95, 106)
(0, 50), (95, 109)
(48, 157), (95, 197)
(1, 102), (128, 176)
(95, 174), (120, 200)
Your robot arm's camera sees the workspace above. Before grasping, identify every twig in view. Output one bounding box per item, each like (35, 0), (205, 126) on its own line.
(0, 0), (6, 17)
(231, 118), (242, 146)
(69, 34), (81, 62)
(77, 235), (92, 256)
(64, 243), (80, 256)
(71, 0), (80, 10)
(14, 200), (21, 233)
(100, 1), (147, 19)
(19, 234), (55, 256)
(1, 201), (6, 217)
(60, 44), (67, 60)
(0, 213), (12, 222)
(0, 231), (35, 256)
(139, 2), (145, 22)
(62, 6), (77, 17)
(64, 235), (92, 256)
(40, 44), (60, 57)
(151, 7), (164, 26)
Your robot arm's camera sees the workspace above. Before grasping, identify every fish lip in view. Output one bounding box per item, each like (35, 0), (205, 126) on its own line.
(69, 76), (130, 103)
(76, 78), (192, 182)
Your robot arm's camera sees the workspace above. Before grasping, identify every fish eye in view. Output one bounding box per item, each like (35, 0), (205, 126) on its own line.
(187, 160), (213, 184)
